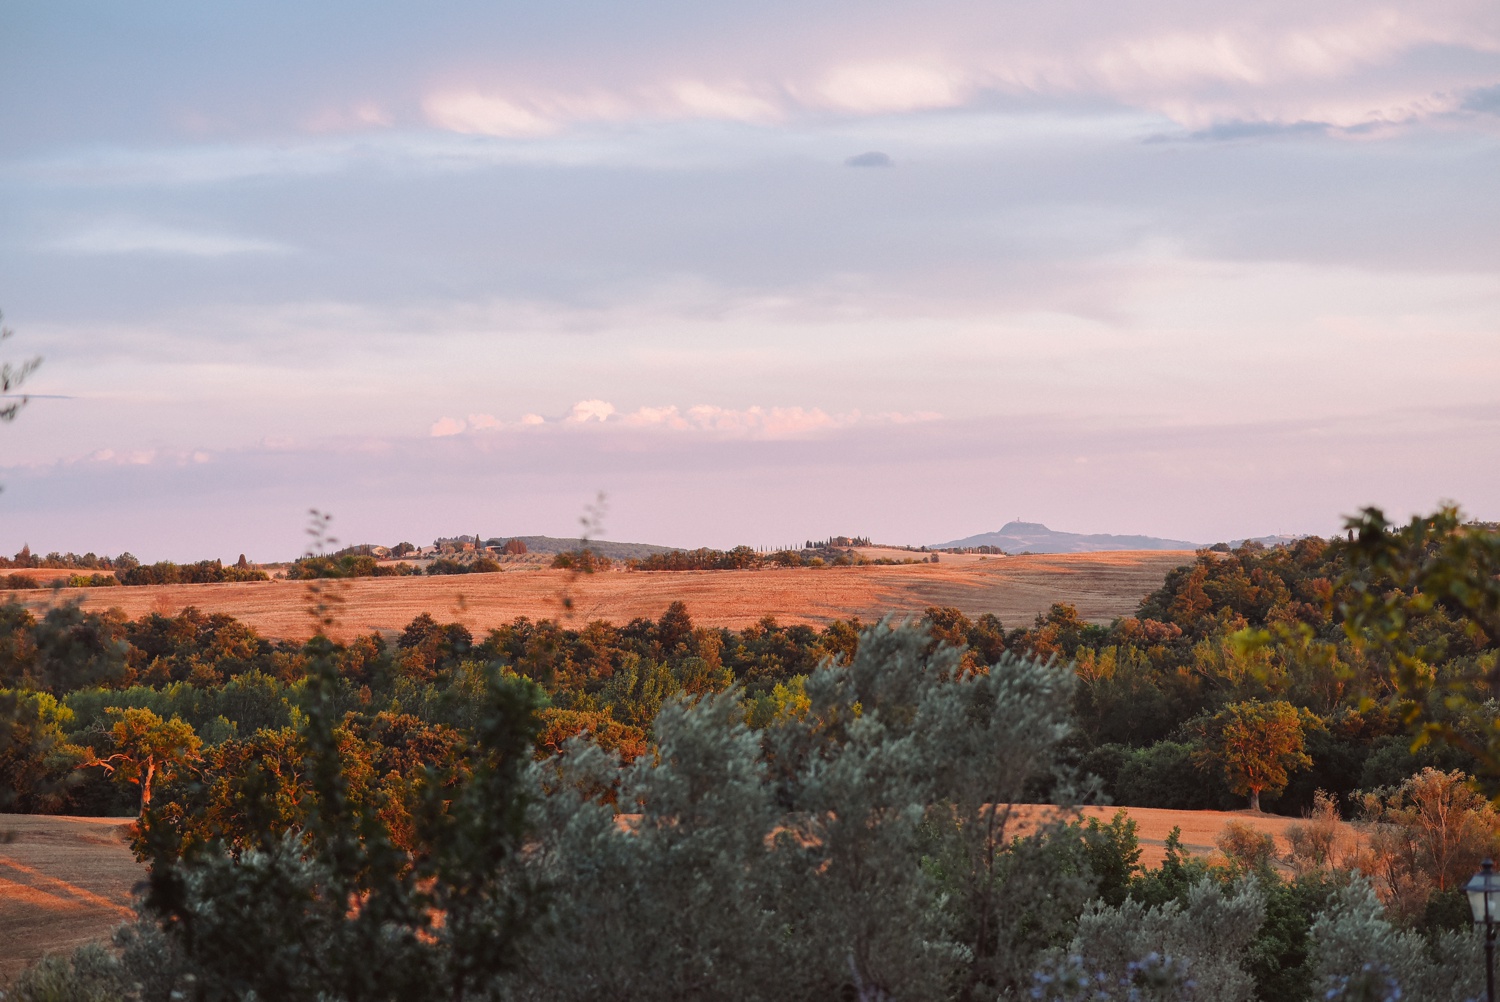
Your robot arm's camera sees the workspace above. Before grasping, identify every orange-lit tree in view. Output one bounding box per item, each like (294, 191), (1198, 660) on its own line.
(92, 707), (202, 814)
(1194, 699), (1315, 811)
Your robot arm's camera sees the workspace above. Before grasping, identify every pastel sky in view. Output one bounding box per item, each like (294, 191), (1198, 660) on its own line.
(2, 0), (1498, 560)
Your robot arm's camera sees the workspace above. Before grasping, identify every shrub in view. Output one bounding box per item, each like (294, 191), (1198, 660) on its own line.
(1309, 877), (1480, 1001)
(1039, 878), (1266, 1002)
(1359, 767), (1500, 920)
(4, 943), (127, 1002)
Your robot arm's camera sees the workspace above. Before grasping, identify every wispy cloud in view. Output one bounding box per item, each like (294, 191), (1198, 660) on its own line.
(408, 3), (1500, 137)
(47, 222), (291, 257)
(74, 448), (211, 467)
(431, 401), (942, 441)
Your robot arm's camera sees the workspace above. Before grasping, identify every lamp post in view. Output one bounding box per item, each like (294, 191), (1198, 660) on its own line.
(1467, 859), (1500, 1002)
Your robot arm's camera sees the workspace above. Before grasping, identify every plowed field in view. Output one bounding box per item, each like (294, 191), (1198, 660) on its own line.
(17, 550), (1193, 641)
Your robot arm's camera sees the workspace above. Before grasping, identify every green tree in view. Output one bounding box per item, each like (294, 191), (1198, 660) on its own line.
(1195, 699), (1315, 811)
(0, 689), (90, 811)
(93, 707), (202, 813)
(135, 636), (547, 1001)
(1340, 505), (1500, 780)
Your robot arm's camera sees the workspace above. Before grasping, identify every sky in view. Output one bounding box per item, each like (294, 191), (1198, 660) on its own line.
(1, 0), (1498, 560)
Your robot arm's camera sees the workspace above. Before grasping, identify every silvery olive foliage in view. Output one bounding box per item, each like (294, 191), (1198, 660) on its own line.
(517, 692), (784, 1000)
(1309, 877), (1481, 1002)
(1035, 878), (1266, 1002)
(519, 620), (1090, 1001)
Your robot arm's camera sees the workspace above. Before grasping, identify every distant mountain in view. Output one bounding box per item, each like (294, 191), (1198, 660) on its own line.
(484, 536), (679, 560)
(1229, 534), (1311, 548)
(931, 521), (1201, 554)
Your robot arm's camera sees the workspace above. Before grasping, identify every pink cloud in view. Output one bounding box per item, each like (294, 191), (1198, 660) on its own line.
(438, 400), (942, 440)
(566, 399), (616, 423)
(416, 1), (1500, 135)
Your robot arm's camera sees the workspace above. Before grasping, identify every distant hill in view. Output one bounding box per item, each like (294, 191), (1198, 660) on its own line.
(483, 536), (679, 560)
(1229, 534), (1312, 548)
(931, 521), (1201, 554)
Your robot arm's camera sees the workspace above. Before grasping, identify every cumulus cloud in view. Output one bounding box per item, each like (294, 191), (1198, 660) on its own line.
(566, 399), (617, 423)
(430, 417), (467, 437)
(845, 151), (893, 167)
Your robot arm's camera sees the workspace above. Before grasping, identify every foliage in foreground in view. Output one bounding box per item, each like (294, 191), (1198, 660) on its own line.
(12, 621), (1492, 1001)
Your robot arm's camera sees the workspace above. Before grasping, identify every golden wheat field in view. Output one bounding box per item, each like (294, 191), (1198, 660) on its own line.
(18, 550), (1194, 641)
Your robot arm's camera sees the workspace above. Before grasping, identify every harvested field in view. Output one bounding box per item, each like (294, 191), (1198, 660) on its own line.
(17, 550), (1193, 641)
(0, 814), (139, 982)
(1010, 804), (1362, 868)
(1, 568), (110, 584)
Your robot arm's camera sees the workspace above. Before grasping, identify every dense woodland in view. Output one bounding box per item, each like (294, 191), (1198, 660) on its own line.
(3, 508), (1500, 1000)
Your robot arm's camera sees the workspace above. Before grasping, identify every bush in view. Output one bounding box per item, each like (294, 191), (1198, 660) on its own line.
(65, 573), (118, 588)
(1038, 878), (1266, 1002)
(1309, 878), (1480, 1001)
(4, 943), (127, 1002)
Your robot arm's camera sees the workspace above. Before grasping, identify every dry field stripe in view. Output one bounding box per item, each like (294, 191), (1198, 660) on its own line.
(0, 857), (135, 917)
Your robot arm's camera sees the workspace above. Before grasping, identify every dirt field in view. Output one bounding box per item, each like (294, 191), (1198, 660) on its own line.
(0, 814), (139, 983)
(0, 803), (1346, 980)
(12, 550), (1193, 641)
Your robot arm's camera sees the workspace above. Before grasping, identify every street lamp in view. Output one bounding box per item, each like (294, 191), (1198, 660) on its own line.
(1466, 858), (1500, 1002)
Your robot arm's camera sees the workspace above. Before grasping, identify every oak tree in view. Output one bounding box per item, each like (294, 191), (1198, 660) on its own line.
(1195, 699), (1315, 811)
